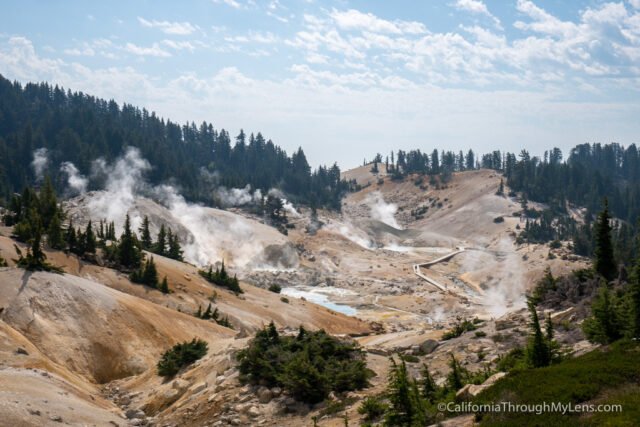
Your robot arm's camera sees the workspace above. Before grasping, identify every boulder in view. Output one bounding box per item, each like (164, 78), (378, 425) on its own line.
(172, 379), (189, 391)
(248, 406), (261, 418)
(191, 382), (207, 394)
(258, 387), (273, 404)
(419, 339), (439, 354)
(125, 409), (145, 420)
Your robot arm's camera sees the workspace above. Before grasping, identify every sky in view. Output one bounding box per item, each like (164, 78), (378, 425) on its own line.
(1, 0), (640, 168)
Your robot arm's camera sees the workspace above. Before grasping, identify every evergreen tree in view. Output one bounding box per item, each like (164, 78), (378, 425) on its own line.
(167, 228), (183, 261)
(142, 256), (158, 287)
(160, 276), (169, 294)
(66, 218), (78, 253)
(118, 214), (141, 268)
(420, 364), (438, 403)
(526, 300), (551, 368)
(630, 255), (640, 338)
(583, 283), (624, 344)
(139, 216), (153, 250)
(496, 179), (505, 196)
(594, 198), (617, 281)
(47, 212), (65, 249)
(446, 353), (465, 390)
(84, 220), (96, 254)
(154, 224), (167, 256)
(385, 357), (428, 426)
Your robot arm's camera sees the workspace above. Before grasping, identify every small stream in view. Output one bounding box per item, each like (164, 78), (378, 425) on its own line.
(280, 286), (358, 316)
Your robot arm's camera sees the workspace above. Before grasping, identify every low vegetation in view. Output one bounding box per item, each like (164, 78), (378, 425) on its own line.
(198, 261), (243, 294)
(237, 322), (372, 404)
(441, 317), (482, 340)
(473, 340), (640, 426)
(157, 338), (208, 377)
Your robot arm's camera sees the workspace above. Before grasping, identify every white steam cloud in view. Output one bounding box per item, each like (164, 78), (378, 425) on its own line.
(268, 188), (300, 218)
(60, 162), (88, 194)
(87, 147), (151, 229)
(215, 184), (262, 206)
(31, 148), (49, 181)
(365, 191), (401, 229)
(74, 147), (294, 270)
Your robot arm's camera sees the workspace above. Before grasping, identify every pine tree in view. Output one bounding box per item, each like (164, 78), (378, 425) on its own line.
(142, 257), (158, 287)
(594, 198), (617, 281)
(160, 276), (169, 294)
(496, 179), (505, 196)
(84, 220), (96, 254)
(630, 255), (640, 338)
(420, 364), (438, 403)
(139, 215), (152, 250)
(202, 303), (213, 320)
(446, 353), (465, 390)
(167, 228), (184, 261)
(154, 224), (167, 256)
(47, 212), (65, 249)
(583, 283), (624, 344)
(385, 357), (428, 426)
(66, 218), (78, 253)
(118, 214), (141, 268)
(526, 300), (551, 368)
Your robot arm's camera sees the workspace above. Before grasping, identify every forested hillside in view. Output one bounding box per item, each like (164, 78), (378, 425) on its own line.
(0, 74), (350, 209)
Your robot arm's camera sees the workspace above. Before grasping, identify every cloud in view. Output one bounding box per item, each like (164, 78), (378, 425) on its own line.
(330, 9), (427, 34)
(453, 0), (502, 29)
(124, 42), (172, 57)
(212, 0), (242, 9)
(137, 17), (198, 35)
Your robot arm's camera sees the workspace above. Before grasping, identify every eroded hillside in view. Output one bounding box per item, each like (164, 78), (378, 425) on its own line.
(0, 167), (591, 426)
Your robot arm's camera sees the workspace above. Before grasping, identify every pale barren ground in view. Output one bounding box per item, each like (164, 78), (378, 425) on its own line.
(0, 168), (589, 426)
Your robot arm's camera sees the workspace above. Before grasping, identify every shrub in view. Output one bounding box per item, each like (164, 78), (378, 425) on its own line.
(198, 261), (243, 294)
(268, 283), (282, 293)
(280, 296), (289, 303)
(237, 323), (372, 403)
(358, 396), (387, 422)
(442, 318), (478, 340)
(157, 338), (208, 377)
(493, 216), (504, 223)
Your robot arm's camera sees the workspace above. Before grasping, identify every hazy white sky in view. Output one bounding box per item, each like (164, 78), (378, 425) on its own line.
(1, 0), (639, 167)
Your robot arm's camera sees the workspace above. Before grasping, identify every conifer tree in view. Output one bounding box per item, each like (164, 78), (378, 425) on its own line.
(139, 215), (153, 250)
(154, 224), (167, 256)
(160, 276), (169, 294)
(118, 214), (141, 268)
(526, 300), (551, 368)
(66, 218), (77, 253)
(84, 220), (96, 254)
(141, 257), (158, 287)
(167, 228), (183, 261)
(47, 212), (65, 249)
(385, 357), (428, 426)
(630, 256), (640, 338)
(446, 353), (465, 390)
(420, 364), (438, 403)
(594, 198), (616, 281)
(583, 283), (624, 344)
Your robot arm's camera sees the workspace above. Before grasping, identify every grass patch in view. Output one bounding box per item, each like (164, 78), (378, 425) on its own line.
(474, 340), (640, 426)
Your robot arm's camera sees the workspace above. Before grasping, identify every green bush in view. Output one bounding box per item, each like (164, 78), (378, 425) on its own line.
(358, 396), (387, 422)
(157, 338), (208, 377)
(268, 283), (282, 293)
(198, 261), (243, 294)
(237, 323), (372, 403)
(442, 318), (478, 340)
